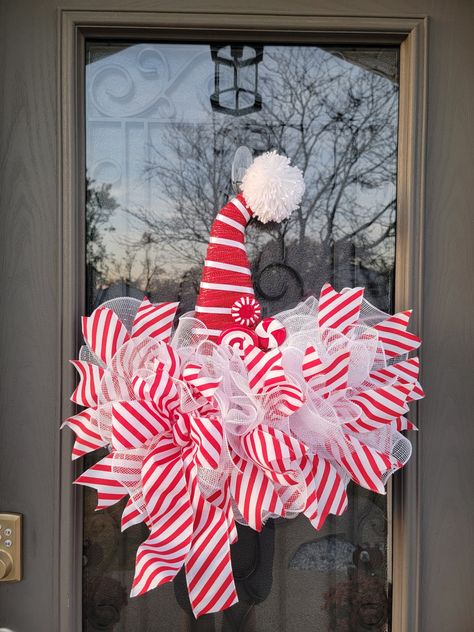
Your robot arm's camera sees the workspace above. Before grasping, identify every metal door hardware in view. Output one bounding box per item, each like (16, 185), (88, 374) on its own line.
(0, 514), (22, 582)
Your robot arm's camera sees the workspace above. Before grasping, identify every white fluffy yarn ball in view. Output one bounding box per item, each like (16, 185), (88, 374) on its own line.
(241, 151), (305, 224)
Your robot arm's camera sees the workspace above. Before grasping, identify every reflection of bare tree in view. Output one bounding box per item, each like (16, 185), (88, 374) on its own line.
(86, 177), (118, 310)
(86, 176), (118, 274)
(130, 47), (396, 266)
(111, 234), (166, 297)
(94, 47), (398, 311)
(127, 116), (244, 265)
(138, 233), (166, 295)
(260, 48), (397, 249)
(256, 47), (398, 295)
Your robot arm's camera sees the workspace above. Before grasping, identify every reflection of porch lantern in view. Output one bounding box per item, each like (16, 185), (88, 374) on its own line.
(210, 44), (263, 116)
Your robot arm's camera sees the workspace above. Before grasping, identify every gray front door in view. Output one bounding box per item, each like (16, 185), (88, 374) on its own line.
(0, 2), (473, 632)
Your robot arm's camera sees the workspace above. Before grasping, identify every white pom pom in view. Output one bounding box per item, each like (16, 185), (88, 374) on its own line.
(241, 151), (305, 224)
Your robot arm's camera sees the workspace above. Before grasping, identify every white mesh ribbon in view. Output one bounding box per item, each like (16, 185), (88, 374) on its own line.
(64, 284), (423, 617)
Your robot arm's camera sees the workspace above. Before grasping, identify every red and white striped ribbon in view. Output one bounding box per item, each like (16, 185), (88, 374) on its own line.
(173, 413), (223, 470)
(302, 454), (348, 529)
(230, 455), (285, 531)
(121, 497), (148, 531)
(82, 307), (130, 365)
(131, 298), (179, 343)
(183, 363), (222, 400)
(243, 346), (283, 393)
(345, 383), (412, 433)
(99, 371), (134, 402)
(317, 283), (364, 332)
(303, 344), (350, 396)
(302, 345), (321, 381)
(62, 408), (106, 459)
(183, 450), (237, 616)
(367, 357), (424, 400)
(130, 437), (193, 596)
(111, 400), (170, 451)
(241, 425), (307, 485)
(242, 344), (305, 416)
(184, 501), (237, 617)
(75, 454), (127, 509)
(394, 416), (417, 432)
(152, 342), (181, 379)
(263, 382), (306, 418)
(205, 482), (238, 545)
(338, 435), (400, 493)
(70, 360), (104, 407)
(111, 448), (146, 493)
(132, 369), (179, 416)
(374, 310), (421, 358)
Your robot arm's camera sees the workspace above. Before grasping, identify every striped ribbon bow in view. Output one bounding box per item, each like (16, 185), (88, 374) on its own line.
(64, 298), (237, 616)
(295, 283), (423, 495)
(63, 283), (424, 617)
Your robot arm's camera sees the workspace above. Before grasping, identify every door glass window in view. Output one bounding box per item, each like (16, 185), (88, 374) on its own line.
(84, 41), (399, 632)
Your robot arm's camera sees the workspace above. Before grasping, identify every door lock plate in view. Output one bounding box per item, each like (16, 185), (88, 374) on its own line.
(0, 513), (22, 582)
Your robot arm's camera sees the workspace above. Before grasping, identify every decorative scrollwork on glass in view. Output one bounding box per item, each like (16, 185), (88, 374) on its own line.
(88, 46), (215, 120)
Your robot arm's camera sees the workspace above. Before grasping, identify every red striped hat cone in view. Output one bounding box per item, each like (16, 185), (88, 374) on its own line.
(195, 151), (305, 339)
(195, 193), (255, 335)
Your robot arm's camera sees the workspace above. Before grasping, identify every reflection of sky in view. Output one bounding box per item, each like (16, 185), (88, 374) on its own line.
(86, 43), (398, 280)
(87, 44), (222, 275)
(87, 44), (215, 205)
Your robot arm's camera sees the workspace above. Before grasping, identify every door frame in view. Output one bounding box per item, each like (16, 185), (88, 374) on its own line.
(59, 10), (428, 631)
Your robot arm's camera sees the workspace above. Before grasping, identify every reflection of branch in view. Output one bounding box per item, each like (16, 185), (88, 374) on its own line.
(360, 221), (396, 251)
(345, 198), (395, 239)
(119, 47), (398, 281)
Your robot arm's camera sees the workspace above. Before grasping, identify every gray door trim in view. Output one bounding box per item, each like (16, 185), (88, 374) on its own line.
(59, 11), (427, 631)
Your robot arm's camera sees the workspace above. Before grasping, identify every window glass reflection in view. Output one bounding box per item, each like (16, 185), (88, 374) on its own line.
(84, 41), (398, 632)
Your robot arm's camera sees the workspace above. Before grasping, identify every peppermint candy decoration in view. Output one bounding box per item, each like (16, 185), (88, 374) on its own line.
(218, 325), (258, 355)
(256, 317), (287, 349)
(231, 296), (261, 328)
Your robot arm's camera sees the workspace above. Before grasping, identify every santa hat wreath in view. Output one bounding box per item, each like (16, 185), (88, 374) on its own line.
(64, 151), (423, 617)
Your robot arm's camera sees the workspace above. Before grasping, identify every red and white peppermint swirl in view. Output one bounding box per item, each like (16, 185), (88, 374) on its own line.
(218, 326), (258, 355)
(231, 296), (261, 328)
(256, 317), (287, 349)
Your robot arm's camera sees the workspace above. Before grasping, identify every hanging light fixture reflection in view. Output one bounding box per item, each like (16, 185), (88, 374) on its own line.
(210, 44), (263, 117)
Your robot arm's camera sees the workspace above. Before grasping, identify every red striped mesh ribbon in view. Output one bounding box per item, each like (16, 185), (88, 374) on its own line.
(64, 279), (423, 617)
(195, 193), (255, 337)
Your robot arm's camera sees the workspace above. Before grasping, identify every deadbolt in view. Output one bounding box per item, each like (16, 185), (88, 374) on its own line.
(0, 513), (22, 582)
